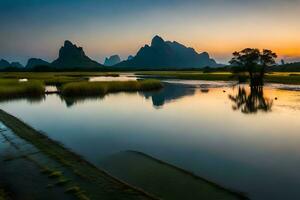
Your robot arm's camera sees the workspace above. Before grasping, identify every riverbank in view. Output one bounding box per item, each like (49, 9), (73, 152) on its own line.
(101, 150), (247, 200)
(0, 109), (247, 200)
(0, 109), (157, 200)
(136, 71), (300, 85)
(1, 71), (300, 85)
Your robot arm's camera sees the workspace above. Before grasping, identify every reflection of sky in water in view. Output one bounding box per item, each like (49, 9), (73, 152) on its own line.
(1, 82), (300, 200)
(89, 75), (137, 82)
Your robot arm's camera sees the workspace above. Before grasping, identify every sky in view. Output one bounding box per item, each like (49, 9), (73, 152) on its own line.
(1, 0), (300, 65)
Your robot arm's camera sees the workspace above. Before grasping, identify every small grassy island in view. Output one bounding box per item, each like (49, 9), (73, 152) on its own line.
(61, 79), (163, 97)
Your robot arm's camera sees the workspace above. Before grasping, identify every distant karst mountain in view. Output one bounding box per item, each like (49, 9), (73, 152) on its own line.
(0, 59), (10, 69)
(52, 40), (102, 69)
(10, 62), (24, 68)
(26, 58), (50, 69)
(127, 55), (134, 60)
(115, 35), (219, 68)
(0, 59), (24, 69)
(104, 55), (121, 66)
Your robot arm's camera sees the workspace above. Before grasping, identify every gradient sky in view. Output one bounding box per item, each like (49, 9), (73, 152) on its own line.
(1, 0), (300, 65)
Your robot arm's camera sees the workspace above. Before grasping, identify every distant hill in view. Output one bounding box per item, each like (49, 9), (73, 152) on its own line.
(127, 55), (134, 60)
(115, 35), (219, 69)
(52, 40), (102, 69)
(10, 62), (24, 68)
(26, 58), (50, 69)
(104, 55), (121, 66)
(0, 59), (11, 69)
(0, 59), (24, 69)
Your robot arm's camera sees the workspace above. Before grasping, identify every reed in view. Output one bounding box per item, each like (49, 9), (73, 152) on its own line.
(0, 79), (45, 99)
(61, 79), (163, 96)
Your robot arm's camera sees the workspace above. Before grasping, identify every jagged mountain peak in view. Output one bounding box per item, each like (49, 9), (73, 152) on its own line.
(52, 40), (102, 68)
(64, 40), (74, 47)
(104, 55), (121, 66)
(116, 36), (219, 68)
(151, 35), (165, 47)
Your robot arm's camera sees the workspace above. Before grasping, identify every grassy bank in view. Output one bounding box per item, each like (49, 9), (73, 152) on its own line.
(265, 72), (300, 84)
(1, 71), (300, 85)
(61, 80), (163, 97)
(0, 109), (156, 200)
(0, 79), (44, 100)
(136, 71), (234, 81)
(136, 71), (300, 85)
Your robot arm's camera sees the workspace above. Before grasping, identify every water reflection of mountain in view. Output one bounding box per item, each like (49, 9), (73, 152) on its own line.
(141, 83), (196, 108)
(60, 95), (105, 107)
(229, 86), (273, 114)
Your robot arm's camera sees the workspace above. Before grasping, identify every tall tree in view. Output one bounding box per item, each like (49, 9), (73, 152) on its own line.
(230, 48), (277, 86)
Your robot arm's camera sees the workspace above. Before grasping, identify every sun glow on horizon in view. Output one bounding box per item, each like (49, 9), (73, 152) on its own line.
(1, 0), (300, 64)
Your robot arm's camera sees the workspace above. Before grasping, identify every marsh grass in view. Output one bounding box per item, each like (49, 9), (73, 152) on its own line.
(0, 72), (119, 86)
(136, 71), (234, 81)
(0, 79), (45, 100)
(136, 71), (300, 85)
(264, 73), (300, 84)
(61, 79), (163, 97)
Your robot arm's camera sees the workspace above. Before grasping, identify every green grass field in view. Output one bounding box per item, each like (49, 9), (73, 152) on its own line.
(136, 71), (300, 84)
(136, 71), (234, 81)
(0, 72), (119, 86)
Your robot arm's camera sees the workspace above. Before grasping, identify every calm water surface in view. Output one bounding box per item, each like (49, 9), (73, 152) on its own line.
(1, 80), (300, 200)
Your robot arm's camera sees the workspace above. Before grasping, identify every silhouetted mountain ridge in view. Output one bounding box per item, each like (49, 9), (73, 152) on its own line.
(116, 35), (219, 68)
(52, 40), (102, 69)
(0, 59), (24, 69)
(0, 59), (10, 69)
(104, 55), (121, 66)
(1, 36), (223, 71)
(26, 58), (50, 68)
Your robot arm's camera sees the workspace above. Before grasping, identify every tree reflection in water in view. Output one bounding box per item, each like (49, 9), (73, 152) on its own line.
(229, 86), (273, 114)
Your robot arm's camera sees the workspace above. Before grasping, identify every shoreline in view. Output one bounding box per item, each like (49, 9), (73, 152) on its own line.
(0, 109), (248, 200)
(0, 109), (157, 200)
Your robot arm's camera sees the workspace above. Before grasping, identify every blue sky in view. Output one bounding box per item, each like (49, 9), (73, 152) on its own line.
(1, 0), (300, 64)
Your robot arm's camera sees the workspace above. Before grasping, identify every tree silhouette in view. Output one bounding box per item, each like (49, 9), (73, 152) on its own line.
(230, 48), (277, 86)
(228, 86), (273, 114)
